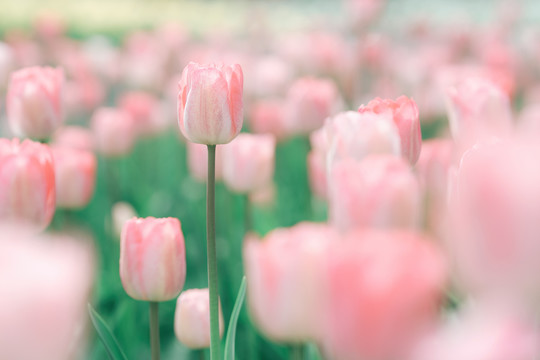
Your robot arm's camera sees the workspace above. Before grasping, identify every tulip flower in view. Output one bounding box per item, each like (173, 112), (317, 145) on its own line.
(284, 77), (342, 135)
(174, 289), (224, 349)
(329, 156), (421, 232)
(120, 216), (186, 360)
(358, 95), (422, 164)
(244, 223), (340, 343)
(323, 231), (447, 360)
(324, 110), (401, 169)
(0, 138), (55, 231)
(222, 133), (276, 193)
(445, 76), (513, 153)
(52, 146), (97, 209)
(119, 91), (162, 137)
(6, 66), (63, 140)
(249, 99), (288, 140)
(91, 107), (137, 157)
(177, 62), (243, 145)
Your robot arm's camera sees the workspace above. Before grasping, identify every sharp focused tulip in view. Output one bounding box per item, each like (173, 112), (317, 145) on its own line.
(243, 223), (340, 343)
(6, 66), (63, 139)
(177, 62), (243, 145)
(325, 111), (401, 169)
(52, 146), (96, 209)
(323, 231), (447, 360)
(358, 96), (422, 164)
(120, 217), (186, 302)
(445, 76), (513, 153)
(284, 77), (342, 135)
(91, 107), (137, 157)
(222, 133), (276, 193)
(0, 138), (55, 231)
(329, 156), (421, 232)
(174, 288), (224, 349)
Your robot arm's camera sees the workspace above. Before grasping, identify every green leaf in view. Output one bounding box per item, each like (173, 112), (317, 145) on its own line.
(88, 304), (129, 360)
(224, 276), (247, 360)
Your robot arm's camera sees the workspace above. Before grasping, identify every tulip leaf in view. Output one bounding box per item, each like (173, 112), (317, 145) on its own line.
(224, 276), (247, 360)
(88, 304), (129, 360)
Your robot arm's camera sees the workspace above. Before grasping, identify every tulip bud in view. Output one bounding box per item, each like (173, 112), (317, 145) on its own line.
(52, 146), (96, 209)
(174, 288), (224, 349)
(284, 77), (342, 135)
(120, 217), (186, 301)
(324, 231), (447, 360)
(91, 107), (137, 157)
(0, 138), (55, 231)
(52, 126), (94, 152)
(358, 96), (422, 165)
(329, 156), (421, 232)
(243, 223), (340, 343)
(222, 133), (276, 193)
(7, 66), (64, 140)
(177, 62), (243, 145)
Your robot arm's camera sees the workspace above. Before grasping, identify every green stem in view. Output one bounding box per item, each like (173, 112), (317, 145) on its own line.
(149, 302), (160, 360)
(290, 344), (304, 360)
(244, 194), (252, 234)
(206, 145), (220, 360)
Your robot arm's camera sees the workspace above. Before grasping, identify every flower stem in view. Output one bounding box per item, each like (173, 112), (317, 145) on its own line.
(149, 302), (160, 360)
(206, 144), (220, 360)
(290, 344), (304, 360)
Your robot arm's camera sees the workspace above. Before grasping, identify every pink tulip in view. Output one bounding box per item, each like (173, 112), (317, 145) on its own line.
(329, 156), (421, 232)
(307, 127), (329, 199)
(0, 229), (94, 360)
(323, 231), (447, 360)
(284, 77), (342, 135)
(186, 142), (223, 182)
(415, 139), (455, 238)
(0, 138), (55, 231)
(7, 66), (63, 139)
(91, 107), (137, 157)
(249, 99), (288, 140)
(448, 139), (540, 306)
(324, 111), (401, 168)
(52, 126), (94, 152)
(358, 96), (422, 164)
(52, 146), (96, 209)
(243, 223), (340, 343)
(413, 304), (540, 360)
(120, 217), (186, 301)
(174, 288), (224, 349)
(445, 76), (513, 153)
(177, 62), (243, 145)
(245, 56), (293, 98)
(222, 133), (276, 193)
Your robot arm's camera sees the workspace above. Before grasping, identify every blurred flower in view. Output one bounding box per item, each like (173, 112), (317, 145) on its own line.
(111, 202), (137, 239)
(52, 146), (96, 209)
(222, 133), (276, 193)
(52, 126), (94, 152)
(177, 62), (244, 145)
(119, 91), (163, 137)
(174, 288), (224, 349)
(445, 76), (513, 153)
(91, 107), (137, 157)
(0, 229), (94, 360)
(284, 77), (342, 135)
(308, 127), (330, 199)
(448, 139), (540, 307)
(243, 223), (340, 343)
(0, 138), (55, 231)
(323, 230), (447, 360)
(120, 217), (186, 301)
(7, 66), (63, 140)
(329, 156), (421, 232)
(325, 110), (401, 169)
(249, 99), (288, 141)
(358, 96), (422, 164)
